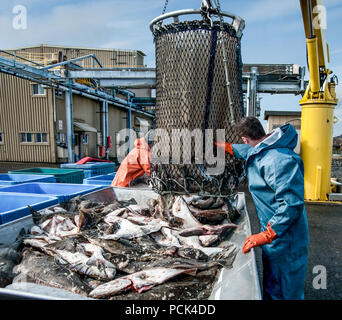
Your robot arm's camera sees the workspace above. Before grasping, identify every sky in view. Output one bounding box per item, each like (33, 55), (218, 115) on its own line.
(1, 0), (342, 136)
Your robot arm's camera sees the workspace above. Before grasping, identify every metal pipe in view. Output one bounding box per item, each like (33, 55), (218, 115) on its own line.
(246, 77), (251, 116)
(101, 101), (107, 148)
(307, 37), (321, 93)
(250, 67), (258, 116)
(0, 55), (153, 117)
(52, 88), (56, 123)
(0, 50), (45, 67)
(307, 0), (314, 39)
(105, 101), (109, 160)
(127, 97), (132, 151)
(65, 81), (74, 163)
(40, 54), (103, 70)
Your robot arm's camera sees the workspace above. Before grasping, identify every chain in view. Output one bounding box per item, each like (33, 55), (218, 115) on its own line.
(213, 0), (235, 125)
(161, 0), (169, 15)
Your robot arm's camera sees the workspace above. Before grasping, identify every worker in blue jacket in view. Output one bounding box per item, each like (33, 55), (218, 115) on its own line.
(216, 117), (309, 300)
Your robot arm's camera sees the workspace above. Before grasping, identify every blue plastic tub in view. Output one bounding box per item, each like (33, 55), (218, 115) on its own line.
(0, 192), (59, 225)
(0, 174), (56, 185)
(0, 183), (104, 203)
(83, 173), (116, 186)
(8, 168), (84, 184)
(61, 162), (115, 179)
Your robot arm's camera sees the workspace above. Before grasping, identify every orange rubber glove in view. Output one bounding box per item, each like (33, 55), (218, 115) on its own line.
(242, 222), (277, 254)
(215, 140), (234, 156)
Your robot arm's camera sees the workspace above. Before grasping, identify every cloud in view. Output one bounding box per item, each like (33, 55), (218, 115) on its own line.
(0, 1), (158, 53)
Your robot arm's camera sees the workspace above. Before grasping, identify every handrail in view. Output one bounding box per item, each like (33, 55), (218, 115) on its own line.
(149, 8), (245, 38)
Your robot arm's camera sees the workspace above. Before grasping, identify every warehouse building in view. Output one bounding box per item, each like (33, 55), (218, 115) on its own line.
(264, 110), (301, 153)
(0, 45), (153, 163)
(0, 44), (146, 68)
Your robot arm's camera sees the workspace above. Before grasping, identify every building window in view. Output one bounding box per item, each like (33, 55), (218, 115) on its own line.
(20, 133), (33, 143)
(0, 133), (3, 143)
(82, 134), (89, 144)
(55, 89), (63, 98)
(57, 132), (65, 144)
(32, 84), (46, 96)
(35, 133), (48, 143)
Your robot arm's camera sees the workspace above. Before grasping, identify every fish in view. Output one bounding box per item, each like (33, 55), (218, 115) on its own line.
(178, 223), (238, 237)
(40, 236), (117, 281)
(0, 246), (22, 288)
(101, 203), (125, 215)
(55, 249), (116, 281)
(208, 243), (238, 269)
(199, 235), (220, 247)
(210, 197), (225, 209)
(84, 237), (180, 274)
(0, 229), (25, 288)
(30, 204), (88, 235)
(176, 233), (223, 257)
(12, 248), (91, 296)
(172, 196), (202, 229)
(111, 268), (219, 300)
(39, 215), (81, 238)
(13, 191), (241, 300)
(191, 197), (215, 210)
(23, 236), (58, 256)
(188, 206), (227, 224)
(126, 204), (152, 217)
(151, 195), (183, 227)
(168, 197), (227, 256)
(102, 215), (167, 240)
(150, 227), (182, 248)
(89, 267), (197, 298)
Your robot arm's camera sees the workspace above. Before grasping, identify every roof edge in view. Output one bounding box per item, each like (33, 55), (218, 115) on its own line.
(4, 44), (146, 56)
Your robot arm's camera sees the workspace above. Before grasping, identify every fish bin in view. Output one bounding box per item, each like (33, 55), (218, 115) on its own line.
(8, 168), (84, 184)
(83, 173), (116, 186)
(0, 192), (59, 225)
(0, 174), (56, 185)
(0, 187), (261, 300)
(60, 162), (115, 179)
(0, 183), (105, 203)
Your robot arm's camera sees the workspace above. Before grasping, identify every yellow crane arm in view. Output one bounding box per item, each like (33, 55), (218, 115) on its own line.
(300, 0), (329, 69)
(299, 0), (339, 202)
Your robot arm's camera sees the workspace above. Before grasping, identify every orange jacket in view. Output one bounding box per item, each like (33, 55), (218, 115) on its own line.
(111, 137), (151, 188)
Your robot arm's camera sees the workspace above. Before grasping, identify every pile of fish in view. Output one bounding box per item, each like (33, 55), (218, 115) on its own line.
(1, 193), (241, 300)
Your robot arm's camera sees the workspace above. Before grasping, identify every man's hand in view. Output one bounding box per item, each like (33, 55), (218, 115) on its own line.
(215, 140), (234, 156)
(242, 222), (277, 253)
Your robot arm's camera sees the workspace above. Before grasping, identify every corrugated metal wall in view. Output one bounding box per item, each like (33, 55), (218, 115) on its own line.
(2, 45), (145, 68)
(107, 106), (128, 158)
(0, 73), (55, 162)
(0, 45), (151, 163)
(267, 115), (301, 132)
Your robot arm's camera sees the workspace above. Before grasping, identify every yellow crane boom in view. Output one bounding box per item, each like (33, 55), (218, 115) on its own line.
(299, 0), (338, 201)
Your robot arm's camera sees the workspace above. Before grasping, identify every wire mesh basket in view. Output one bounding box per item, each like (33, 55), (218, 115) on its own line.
(149, 11), (246, 197)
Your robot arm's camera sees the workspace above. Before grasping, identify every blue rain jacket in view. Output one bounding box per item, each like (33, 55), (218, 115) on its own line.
(232, 124), (309, 299)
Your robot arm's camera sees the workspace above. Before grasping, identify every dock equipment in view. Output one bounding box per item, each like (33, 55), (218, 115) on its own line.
(299, 0), (338, 201)
(148, 2), (246, 196)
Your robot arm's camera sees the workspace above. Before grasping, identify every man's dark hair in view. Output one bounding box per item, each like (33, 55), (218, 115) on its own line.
(235, 117), (266, 140)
